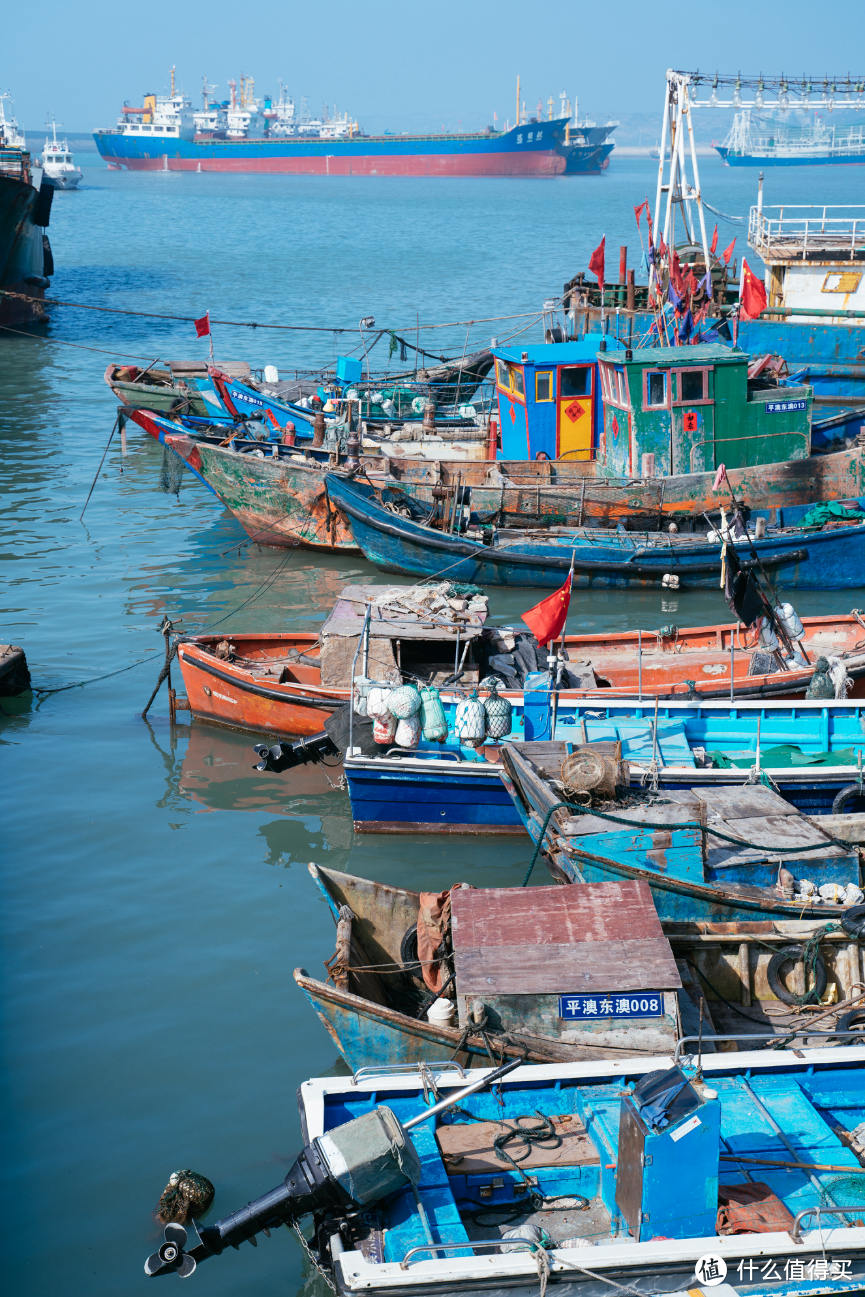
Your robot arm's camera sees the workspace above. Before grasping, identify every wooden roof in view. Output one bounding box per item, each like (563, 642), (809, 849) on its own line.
(450, 881), (681, 996)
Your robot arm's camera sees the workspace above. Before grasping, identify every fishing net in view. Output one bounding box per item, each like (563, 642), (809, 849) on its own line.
(155, 1169), (215, 1224)
(159, 446), (184, 496)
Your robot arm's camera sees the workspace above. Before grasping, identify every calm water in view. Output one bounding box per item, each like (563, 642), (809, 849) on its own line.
(3, 156), (864, 1296)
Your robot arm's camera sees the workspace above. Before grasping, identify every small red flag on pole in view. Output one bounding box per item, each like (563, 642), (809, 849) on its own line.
(721, 237), (736, 266)
(710, 224), (718, 255)
(520, 561), (574, 646)
(194, 312), (210, 338)
(588, 236), (605, 293)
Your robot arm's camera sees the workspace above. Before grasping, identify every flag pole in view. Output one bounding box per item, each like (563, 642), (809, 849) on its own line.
(550, 552), (575, 740)
(208, 311), (214, 364)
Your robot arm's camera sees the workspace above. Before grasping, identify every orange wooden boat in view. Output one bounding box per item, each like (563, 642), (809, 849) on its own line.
(175, 600), (865, 739)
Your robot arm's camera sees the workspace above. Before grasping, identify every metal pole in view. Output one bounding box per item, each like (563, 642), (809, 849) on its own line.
(349, 605), (371, 757)
(730, 630), (735, 703)
(638, 629), (642, 701)
(683, 80), (712, 290)
(738, 1077), (846, 1218)
(653, 75), (671, 284)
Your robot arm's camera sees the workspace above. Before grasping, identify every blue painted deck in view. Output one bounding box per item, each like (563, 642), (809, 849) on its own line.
(306, 1053), (865, 1284)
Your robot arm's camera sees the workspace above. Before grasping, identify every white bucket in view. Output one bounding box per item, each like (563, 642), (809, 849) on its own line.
(426, 997), (455, 1027)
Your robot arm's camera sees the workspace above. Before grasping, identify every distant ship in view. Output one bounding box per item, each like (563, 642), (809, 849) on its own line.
(94, 72), (616, 176)
(41, 118), (83, 189)
(0, 94), (54, 325)
(717, 109), (865, 166)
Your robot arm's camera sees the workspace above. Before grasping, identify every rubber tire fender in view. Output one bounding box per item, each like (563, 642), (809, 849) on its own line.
(841, 906), (865, 939)
(767, 944), (828, 1006)
(400, 923), (422, 978)
(831, 784), (865, 816)
(834, 1007), (865, 1045)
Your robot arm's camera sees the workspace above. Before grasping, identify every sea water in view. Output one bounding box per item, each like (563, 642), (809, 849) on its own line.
(2, 156), (861, 1296)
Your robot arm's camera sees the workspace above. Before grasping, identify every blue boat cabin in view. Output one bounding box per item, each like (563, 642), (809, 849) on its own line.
(493, 336), (615, 461)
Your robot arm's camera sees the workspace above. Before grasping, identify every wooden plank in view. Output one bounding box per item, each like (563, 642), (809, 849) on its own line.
(454, 937), (681, 995)
(689, 785), (799, 819)
(436, 1116), (599, 1175)
(451, 880), (664, 948)
(561, 802), (702, 837)
(706, 814), (838, 852)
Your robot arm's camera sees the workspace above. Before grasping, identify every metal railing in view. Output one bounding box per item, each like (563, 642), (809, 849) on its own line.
(791, 1206), (865, 1244)
(675, 1031), (865, 1062)
(351, 1060), (466, 1085)
(400, 1239), (543, 1269)
(750, 205), (865, 261)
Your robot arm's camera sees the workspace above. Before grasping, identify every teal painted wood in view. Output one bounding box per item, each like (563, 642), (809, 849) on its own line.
(325, 473), (865, 589)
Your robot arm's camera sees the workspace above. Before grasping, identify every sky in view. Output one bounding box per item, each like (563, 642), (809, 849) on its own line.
(5, 0), (865, 135)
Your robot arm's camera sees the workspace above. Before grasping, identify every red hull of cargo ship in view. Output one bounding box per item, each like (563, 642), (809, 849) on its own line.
(107, 151), (566, 177)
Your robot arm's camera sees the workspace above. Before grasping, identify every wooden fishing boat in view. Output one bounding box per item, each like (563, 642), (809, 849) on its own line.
(174, 567), (865, 742)
(326, 472), (865, 590)
(500, 740), (865, 921)
(298, 862), (865, 1073)
(218, 1049), (865, 1295)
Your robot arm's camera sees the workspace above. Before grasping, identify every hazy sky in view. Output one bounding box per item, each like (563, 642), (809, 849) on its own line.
(6, 0), (865, 133)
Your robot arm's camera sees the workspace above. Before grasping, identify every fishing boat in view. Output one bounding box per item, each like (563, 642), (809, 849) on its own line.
(0, 93), (53, 326)
(717, 110), (865, 167)
(40, 119), (83, 189)
(500, 742), (865, 922)
(174, 569), (865, 739)
(324, 472), (865, 590)
(106, 352), (492, 430)
(127, 403), (502, 551)
(142, 1046), (865, 1295)
(298, 862), (865, 1072)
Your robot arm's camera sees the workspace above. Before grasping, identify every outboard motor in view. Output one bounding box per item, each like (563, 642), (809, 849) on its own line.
(144, 1055), (524, 1278)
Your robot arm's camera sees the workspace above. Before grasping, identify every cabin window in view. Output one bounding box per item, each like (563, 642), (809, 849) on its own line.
(560, 367), (591, 398)
(599, 364), (628, 408)
(511, 366), (525, 398)
(676, 369), (707, 403)
(822, 271), (862, 294)
(535, 371), (554, 402)
(495, 359), (510, 389)
(645, 370), (667, 408)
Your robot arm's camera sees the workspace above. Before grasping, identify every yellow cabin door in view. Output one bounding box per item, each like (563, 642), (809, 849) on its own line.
(557, 365), (594, 459)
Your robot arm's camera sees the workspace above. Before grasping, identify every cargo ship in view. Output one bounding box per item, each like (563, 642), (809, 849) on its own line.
(93, 76), (615, 176)
(0, 95), (54, 326)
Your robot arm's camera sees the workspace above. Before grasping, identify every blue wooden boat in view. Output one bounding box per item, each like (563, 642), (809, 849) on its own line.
(337, 697), (865, 833)
(325, 473), (865, 589)
(187, 1048), (865, 1294)
(296, 863), (865, 1075)
(500, 741), (865, 922)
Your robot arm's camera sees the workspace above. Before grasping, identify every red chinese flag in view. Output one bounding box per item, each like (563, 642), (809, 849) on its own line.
(721, 237), (736, 266)
(588, 236), (605, 292)
(521, 573), (573, 646)
(194, 312), (210, 338)
(710, 224), (719, 255)
(740, 259), (768, 320)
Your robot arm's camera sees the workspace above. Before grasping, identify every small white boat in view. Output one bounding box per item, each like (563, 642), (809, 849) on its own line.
(41, 119), (82, 189)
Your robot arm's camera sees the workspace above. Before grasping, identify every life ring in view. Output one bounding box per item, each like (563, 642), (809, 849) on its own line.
(766, 944), (827, 1006)
(831, 784), (865, 816)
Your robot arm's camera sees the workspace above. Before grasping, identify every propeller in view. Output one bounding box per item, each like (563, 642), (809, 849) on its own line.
(144, 1224), (198, 1279)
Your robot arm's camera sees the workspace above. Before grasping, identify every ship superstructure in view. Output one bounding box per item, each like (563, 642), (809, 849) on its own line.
(718, 108), (865, 166)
